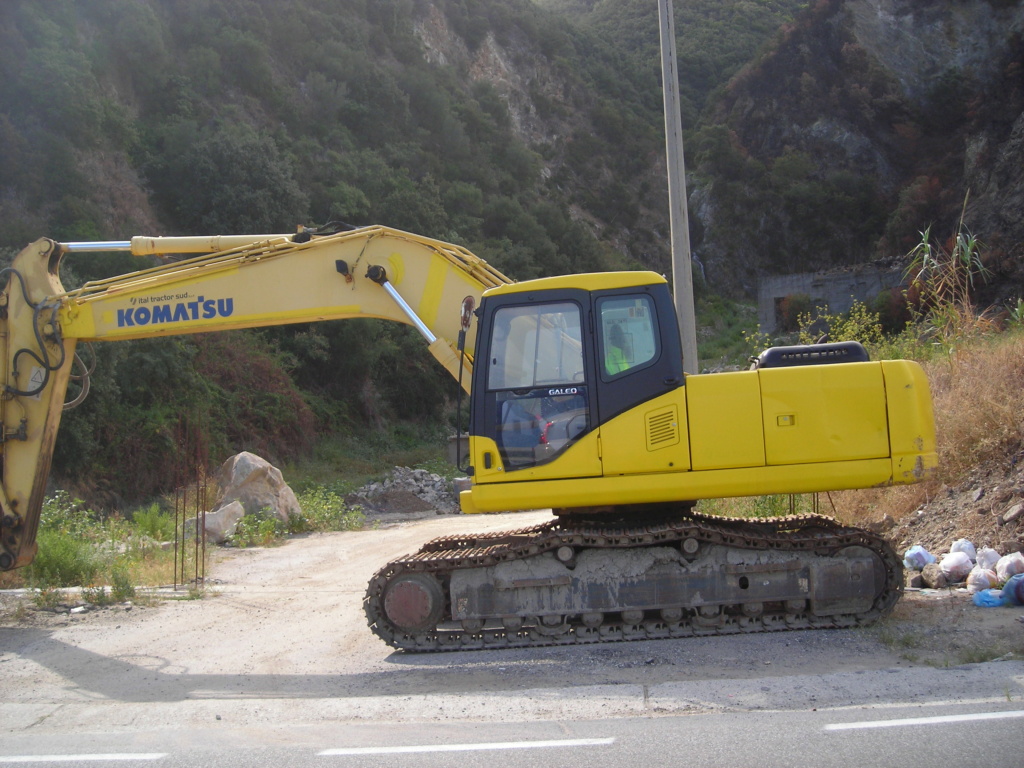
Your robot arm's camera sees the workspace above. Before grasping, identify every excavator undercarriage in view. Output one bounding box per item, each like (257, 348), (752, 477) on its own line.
(364, 507), (903, 651)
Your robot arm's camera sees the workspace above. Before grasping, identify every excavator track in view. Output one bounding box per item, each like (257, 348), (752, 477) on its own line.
(363, 511), (903, 651)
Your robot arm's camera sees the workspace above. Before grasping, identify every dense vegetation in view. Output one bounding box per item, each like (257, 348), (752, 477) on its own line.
(0, 0), (642, 502)
(539, 0), (809, 123)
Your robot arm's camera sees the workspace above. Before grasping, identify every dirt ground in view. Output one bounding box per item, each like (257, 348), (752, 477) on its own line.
(1, 509), (1021, 716)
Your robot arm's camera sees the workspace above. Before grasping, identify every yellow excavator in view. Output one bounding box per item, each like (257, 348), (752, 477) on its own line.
(1, 225), (936, 650)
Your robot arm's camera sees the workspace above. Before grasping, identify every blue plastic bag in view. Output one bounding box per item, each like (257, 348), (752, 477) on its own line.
(972, 589), (1007, 608)
(1002, 573), (1024, 606)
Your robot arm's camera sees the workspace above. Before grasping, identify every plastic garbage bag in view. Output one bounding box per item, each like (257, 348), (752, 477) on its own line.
(1002, 573), (1024, 606)
(976, 546), (1001, 571)
(973, 588), (1008, 607)
(950, 538), (977, 562)
(939, 551), (973, 582)
(995, 551), (1024, 582)
(966, 566), (998, 594)
(903, 545), (936, 570)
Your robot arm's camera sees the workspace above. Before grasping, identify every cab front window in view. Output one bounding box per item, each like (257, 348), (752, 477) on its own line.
(487, 302), (589, 468)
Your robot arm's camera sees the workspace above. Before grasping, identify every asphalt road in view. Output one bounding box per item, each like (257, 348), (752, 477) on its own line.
(0, 702), (1022, 767)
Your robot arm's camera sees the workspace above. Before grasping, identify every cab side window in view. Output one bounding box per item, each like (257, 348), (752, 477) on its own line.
(599, 295), (659, 380)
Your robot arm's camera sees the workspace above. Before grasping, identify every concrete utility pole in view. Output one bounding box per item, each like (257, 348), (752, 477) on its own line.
(657, 0), (699, 373)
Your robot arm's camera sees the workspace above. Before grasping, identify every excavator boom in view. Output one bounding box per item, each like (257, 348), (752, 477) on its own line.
(0, 226), (510, 569)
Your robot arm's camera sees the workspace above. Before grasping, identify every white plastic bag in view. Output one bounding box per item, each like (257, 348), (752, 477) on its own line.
(903, 545), (936, 570)
(939, 551), (973, 582)
(976, 547), (1000, 571)
(966, 566), (998, 593)
(950, 538), (977, 563)
(995, 551), (1024, 582)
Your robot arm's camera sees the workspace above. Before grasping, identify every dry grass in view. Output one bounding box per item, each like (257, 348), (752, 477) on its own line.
(926, 334), (1024, 478)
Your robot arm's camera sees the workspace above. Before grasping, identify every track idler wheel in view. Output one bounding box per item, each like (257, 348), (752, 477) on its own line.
(382, 572), (445, 633)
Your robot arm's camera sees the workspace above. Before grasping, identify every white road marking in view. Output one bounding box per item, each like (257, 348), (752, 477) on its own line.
(319, 737), (615, 755)
(0, 756), (166, 763)
(825, 710), (1024, 731)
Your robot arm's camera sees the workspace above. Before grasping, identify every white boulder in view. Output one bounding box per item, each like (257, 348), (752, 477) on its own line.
(183, 500), (246, 545)
(211, 452), (301, 524)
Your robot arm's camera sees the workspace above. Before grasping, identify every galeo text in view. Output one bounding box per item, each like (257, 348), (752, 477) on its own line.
(548, 387), (579, 396)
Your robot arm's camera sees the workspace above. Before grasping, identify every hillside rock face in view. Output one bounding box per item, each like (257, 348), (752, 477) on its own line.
(847, 0), (1017, 101)
(411, 1), (672, 274)
(414, 4), (575, 147)
(699, 0), (1024, 298)
(850, 0), (1024, 299)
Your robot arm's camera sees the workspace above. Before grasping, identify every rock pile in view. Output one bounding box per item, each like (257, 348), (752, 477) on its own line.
(347, 467), (460, 517)
(891, 458), (1024, 563)
(190, 458), (460, 544)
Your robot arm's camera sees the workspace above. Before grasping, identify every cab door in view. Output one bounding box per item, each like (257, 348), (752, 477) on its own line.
(592, 284), (689, 476)
(470, 289), (602, 482)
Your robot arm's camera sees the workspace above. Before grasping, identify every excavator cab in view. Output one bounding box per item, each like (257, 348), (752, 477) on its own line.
(468, 273), (683, 485)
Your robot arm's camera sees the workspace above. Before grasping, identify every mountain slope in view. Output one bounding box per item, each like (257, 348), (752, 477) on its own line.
(694, 0), (1024, 297)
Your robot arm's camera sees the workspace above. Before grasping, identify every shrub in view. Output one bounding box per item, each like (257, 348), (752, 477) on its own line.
(110, 561), (136, 601)
(230, 511), (286, 548)
(15, 492), (178, 592)
(290, 488), (365, 533)
(797, 299), (885, 349)
(38, 490), (94, 538)
(27, 530), (103, 588)
(83, 585), (112, 605)
(904, 203), (992, 346)
(777, 293), (811, 332)
(131, 504), (176, 541)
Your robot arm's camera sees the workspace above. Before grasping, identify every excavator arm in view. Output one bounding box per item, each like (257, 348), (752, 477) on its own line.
(0, 226), (511, 570)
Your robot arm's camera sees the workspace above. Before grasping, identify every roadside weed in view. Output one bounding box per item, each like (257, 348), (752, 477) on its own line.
(230, 510), (286, 548)
(131, 504), (176, 541)
(110, 561), (136, 601)
(289, 488), (365, 534)
(82, 585), (112, 606)
(31, 587), (63, 609)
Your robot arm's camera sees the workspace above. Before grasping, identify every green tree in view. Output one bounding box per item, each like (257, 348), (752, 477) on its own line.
(147, 122), (309, 233)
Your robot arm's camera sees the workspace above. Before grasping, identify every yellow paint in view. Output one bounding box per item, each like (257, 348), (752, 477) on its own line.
(469, 433), (601, 484)
(463, 457), (900, 513)
(882, 360), (938, 482)
(462, 360), (938, 515)
(759, 362), (888, 465)
(485, 271), (666, 296)
(687, 371), (765, 470)
(600, 392), (690, 474)
(419, 254), (448, 330)
(387, 252), (406, 284)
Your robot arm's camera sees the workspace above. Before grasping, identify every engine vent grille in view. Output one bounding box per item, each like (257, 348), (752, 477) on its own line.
(646, 407), (680, 450)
